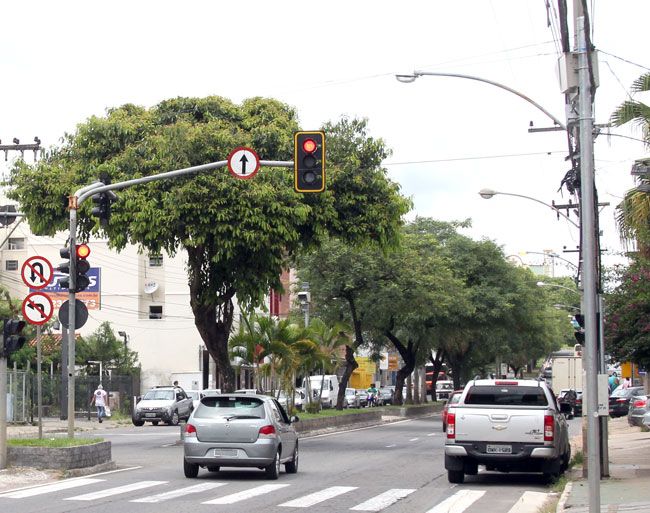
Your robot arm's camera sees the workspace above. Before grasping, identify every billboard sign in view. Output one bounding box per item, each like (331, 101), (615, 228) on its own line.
(30, 267), (101, 310)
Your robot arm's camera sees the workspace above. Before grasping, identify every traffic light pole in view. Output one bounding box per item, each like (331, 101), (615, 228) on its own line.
(65, 158), (293, 436)
(0, 355), (6, 469)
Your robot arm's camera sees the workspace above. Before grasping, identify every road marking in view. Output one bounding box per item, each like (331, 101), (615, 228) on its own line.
(425, 490), (485, 513)
(350, 488), (416, 511)
(279, 486), (357, 507)
(385, 444), (397, 448)
(409, 437), (419, 441)
(427, 433), (437, 436)
(64, 480), (166, 501)
(202, 484), (289, 504)
(505, 491), (550, 513)
(0, 478), (105, 498)
(131, 482), (226, 503)
(301, 419), (414, 440)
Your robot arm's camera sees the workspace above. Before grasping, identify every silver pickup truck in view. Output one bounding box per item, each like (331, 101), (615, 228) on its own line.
(444, 378), (572, 483)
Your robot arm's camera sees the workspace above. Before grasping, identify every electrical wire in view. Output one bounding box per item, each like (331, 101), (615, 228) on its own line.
(384, 150), (567, 167)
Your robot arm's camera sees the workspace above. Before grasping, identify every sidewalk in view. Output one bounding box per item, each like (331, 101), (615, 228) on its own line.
(558, 416), (650, 512)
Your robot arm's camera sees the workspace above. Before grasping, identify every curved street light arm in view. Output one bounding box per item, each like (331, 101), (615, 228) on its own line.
(401, 70), (567, 131)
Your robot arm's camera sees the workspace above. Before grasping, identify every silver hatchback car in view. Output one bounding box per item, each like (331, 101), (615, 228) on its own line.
(183, 393), (300, 480)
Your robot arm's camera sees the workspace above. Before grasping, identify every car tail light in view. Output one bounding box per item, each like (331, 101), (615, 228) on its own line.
(447, 412), (456, 439)
(258, 425), (277, 438)
(495, 381), (518, 386)
(616, 398), (628, 403)
(576, 397), (582, 404)
(544, 414), (554, 442)
(633, 399), (647, 408)
(185, 423), (197, 438)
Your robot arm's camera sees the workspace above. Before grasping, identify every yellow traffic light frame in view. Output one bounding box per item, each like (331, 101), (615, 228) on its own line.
(294, 130), (326, 193)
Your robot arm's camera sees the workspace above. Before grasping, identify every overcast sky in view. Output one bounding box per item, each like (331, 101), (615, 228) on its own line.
(2, 1), (648, 278)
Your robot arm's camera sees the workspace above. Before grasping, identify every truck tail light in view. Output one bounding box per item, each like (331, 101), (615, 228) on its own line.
(258, 425), (277, 438)
(544, 414), (554, 442)
(447, 412), (456, 439)
(185, 423), (197, 438)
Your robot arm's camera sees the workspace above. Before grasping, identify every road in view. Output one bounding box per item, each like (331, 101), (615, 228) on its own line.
(0, 415), (582, 513)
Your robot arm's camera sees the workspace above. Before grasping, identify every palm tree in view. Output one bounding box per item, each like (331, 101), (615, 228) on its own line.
(611, 73), (650, 252)
(307, 319), (349, 409)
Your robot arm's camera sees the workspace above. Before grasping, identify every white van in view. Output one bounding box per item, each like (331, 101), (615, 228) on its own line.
(302, 375), (340, 408)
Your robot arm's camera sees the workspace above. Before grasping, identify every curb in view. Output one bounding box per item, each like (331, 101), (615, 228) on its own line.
(555, 481), (573, 513)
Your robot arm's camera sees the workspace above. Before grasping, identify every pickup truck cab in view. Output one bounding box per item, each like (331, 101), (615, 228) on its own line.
(444, 378), (571, 483)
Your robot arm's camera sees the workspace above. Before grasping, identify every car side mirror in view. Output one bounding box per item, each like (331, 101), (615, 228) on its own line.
(290, 415), (300, 423)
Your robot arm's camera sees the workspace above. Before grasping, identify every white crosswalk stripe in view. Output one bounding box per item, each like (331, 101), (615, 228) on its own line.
(505, 491), (550, 513)
(425, 490), (486, 513)
(0, 478), (105, 499)
(64, 480), (166, 501)
(201, 483), (290, 505)
(350, 488), (416, 511)
(279, 486), (358, 508)
(131, 482), (227, 503)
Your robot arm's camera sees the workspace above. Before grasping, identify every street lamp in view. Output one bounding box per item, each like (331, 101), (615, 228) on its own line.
(478, 188), (580, 229)
(395, 70), (566, 130)
(553, 303), (580, 312)
(117, 330), (129, 349)
(536, 281), (581, 296)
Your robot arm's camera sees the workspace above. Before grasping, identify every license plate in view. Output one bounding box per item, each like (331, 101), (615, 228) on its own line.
(145, 413), (156, 417)
(214, 449), (237, 457)
(486, 444), (512, 454)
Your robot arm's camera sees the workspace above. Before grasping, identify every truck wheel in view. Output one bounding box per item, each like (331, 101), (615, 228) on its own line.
(447, 469), (464, 484)
(442, 422), (446, 433)
(132, 419), (144, 427)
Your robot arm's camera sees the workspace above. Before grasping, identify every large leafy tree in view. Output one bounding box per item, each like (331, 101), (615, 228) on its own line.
(76, 321), (140, 376)
(9, 98), (409, 391)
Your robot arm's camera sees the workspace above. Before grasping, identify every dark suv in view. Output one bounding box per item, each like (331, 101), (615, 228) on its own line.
(133, 386), (194, 426)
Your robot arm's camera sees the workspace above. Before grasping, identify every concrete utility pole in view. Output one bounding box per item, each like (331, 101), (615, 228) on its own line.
(0, 355), (7, 468)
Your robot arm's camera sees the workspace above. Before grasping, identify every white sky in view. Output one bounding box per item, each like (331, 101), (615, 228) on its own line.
(1, 0), (648, 277)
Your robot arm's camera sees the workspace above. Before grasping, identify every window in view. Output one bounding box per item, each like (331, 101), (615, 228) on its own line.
(149, 305), (163, 319)
(149, 254), (163, 267)
(465, 386), (548, 406)
(7, 238), (25, 250)
(5, 260), (18, 271)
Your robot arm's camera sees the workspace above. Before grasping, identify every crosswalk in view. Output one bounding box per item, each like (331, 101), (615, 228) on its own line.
(0, 478), (550, 512)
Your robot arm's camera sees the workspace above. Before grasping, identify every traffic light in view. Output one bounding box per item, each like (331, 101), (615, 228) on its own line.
(294, 131), (325, 193)
(91, 192), (111, 226)
(58, 244), (92, 292)
(2, 319), (26, 357)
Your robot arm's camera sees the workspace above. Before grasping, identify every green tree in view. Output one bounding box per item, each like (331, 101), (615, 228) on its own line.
(76, 321), (139, 376)
(8, 99), (410, 391)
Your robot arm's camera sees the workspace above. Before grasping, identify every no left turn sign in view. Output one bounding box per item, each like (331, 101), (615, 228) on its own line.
(227, 146), (260, 180)
(22, 292), (54, 325)
(21, 256), (53, 290)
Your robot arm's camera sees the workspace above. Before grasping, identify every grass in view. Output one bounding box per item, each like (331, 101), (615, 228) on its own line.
(8, 437), (104, 448)
(570, 450), (584, 467)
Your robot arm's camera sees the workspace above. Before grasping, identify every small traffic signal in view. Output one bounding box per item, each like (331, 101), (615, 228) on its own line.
(2, 319), (26, 357)
(91, 192), (111, 226)
(58, 244), (92, 292)
(294, 131), (325, 193)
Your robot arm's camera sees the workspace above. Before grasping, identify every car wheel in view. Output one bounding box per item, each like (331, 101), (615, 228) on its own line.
(447, 469), (464, 484)
(132, 419), (144, 427)
(152, 421), (159, 426)
(561, 446), (571, 473)
(168, 411), (180, 426)
(207, 466), (220, 473)
(285, 443), (299, 474)
(184, 459), (199, 478)
(265, 449), (281, 480)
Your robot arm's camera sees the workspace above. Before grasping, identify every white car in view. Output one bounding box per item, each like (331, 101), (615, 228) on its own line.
(186, 390), (201, 410)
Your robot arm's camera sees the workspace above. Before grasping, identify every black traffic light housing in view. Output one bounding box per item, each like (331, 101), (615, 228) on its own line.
(2, 319), (26, 357)
(58, 244), (91, 292)
(294, 131), (325, 193)
(91, 176), (116, 227)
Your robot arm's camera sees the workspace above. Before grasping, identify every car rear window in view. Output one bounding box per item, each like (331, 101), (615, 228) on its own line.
(194, 395), (266, 419)
(464, 385), (548, 406)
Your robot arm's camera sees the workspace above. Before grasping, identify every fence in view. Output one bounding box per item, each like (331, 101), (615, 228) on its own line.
(4, 370), (139, 423)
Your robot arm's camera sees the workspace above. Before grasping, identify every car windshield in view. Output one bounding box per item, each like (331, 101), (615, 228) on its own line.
(611, 387), (640, 397)
(465, 385), (548, 406)
(194, 396), (266, 419)
(143, 390), (174, 401)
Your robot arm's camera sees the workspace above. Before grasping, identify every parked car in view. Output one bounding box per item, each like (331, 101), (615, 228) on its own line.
(183, 393), (299, 479)
(628, 395), (650, 427)
(441, 390), (463, 432)
(378, 387), (394, 405)
(435, 380), (454, 401)
(558, 389), (578, 419)
(356, 389), (369, 407)
(574, 390), (583, 416)
(133, 386), (194, 426)
(200, 388), (222, 399)
(275, 390), (305, 411)
(609, 386), (644, 417)
(344, 388), (360, 408)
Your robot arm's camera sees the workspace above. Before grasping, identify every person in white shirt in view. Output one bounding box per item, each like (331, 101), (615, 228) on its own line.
(91, 384), (108, 423)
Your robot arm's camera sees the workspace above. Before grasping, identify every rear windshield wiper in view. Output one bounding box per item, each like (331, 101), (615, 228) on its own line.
(224, 414), (261, 421)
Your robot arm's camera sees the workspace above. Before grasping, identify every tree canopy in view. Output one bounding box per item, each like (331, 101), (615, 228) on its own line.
(8, 97), (410, 390)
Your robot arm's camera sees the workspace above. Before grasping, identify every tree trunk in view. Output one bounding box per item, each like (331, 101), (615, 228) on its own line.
(420, 367), (428, 403)
(385, 330), (416, 406)
(336, 345), (359, 410)
(406, 374), (413, 404)
(413, 367), (421, 404)
(428, 350), (446, 399)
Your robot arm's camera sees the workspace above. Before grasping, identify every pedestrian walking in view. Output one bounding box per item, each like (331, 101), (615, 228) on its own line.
(608, 372), (620, 393)
(90, 384), (108, 423)
(621, 377), (631, 389)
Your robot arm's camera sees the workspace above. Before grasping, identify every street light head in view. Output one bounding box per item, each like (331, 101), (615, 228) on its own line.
(536, 281), (546, 287)
(478, 188), (497, 199)
(395, 74), (418, 84)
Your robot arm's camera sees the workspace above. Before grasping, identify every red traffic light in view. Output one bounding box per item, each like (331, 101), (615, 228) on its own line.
(76, 244), (91, 259)
(302, 138), (317, 154)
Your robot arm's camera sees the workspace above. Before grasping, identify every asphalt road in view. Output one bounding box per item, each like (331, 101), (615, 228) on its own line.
(0, 416), (582, 513)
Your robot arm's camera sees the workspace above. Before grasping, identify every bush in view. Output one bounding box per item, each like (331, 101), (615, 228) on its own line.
(305, 402), (322, 414)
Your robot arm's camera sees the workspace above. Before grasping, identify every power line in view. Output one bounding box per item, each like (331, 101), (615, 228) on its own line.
(384, 150), (567, 167)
